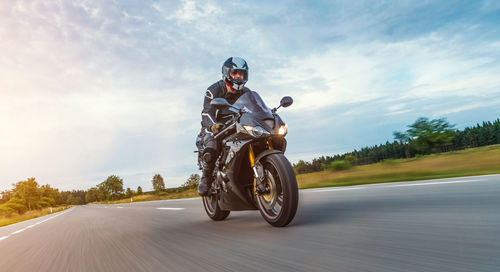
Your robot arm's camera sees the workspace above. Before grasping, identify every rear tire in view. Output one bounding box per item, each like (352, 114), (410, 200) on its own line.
(256, 153), (298, 227)
(202, 192), (230, 221)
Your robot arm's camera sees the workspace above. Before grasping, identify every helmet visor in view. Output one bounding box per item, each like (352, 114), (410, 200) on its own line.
(229, 69), (248, 82)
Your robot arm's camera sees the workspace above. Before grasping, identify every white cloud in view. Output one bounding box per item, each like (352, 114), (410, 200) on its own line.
(167, 0), (221, 23)
(1, 0), (500, 191)
(434, 98), (500, 116)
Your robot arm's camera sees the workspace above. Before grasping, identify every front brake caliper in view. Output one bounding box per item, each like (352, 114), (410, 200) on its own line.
(253, 162), (267, 195)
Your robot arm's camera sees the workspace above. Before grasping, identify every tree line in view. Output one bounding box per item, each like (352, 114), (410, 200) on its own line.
(293, 117), (500, 174)
(84, 173), (200, 203)
(1, 173), (200, 217)
(0, 178), (86, 216)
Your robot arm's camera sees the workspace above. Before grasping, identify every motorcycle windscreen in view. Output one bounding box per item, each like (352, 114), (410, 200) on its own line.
(233, 91), (274, 122)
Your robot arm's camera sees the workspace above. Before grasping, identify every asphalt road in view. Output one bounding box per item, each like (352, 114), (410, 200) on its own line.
(1, 175), (499, 272)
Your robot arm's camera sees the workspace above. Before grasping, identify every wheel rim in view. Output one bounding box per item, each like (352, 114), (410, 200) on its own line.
(257, 165), (283, 220)
(203, 193), (217, 216)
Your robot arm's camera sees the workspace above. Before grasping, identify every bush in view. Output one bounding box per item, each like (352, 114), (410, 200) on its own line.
(328, 160), (353, 171)
(0, 204), (15, 217)
(4, 198), (27, 214)
(37, 197), (55, 208)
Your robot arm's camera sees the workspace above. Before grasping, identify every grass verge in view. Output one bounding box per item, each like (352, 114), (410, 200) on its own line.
(0, 206), (71, 227)
(93, 145), (500, 205)
(297, 144), (500, 189)
(92, 190), (199, 205)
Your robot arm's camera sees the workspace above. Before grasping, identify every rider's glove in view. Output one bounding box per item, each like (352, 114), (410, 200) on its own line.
(210, 123), (224, 134)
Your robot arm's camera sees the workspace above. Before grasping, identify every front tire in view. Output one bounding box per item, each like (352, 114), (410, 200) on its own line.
(256, 153), (298, 227)
(202, 192), (230, 221)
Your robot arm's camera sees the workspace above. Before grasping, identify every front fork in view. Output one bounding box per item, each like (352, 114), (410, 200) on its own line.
(249, 139), (274, 195)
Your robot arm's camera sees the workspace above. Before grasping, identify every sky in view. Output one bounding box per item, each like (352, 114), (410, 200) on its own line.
(1, 0), (499, 191)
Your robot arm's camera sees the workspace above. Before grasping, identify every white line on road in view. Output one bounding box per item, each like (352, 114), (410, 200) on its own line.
(308, 178), (485, 193)
(117, 207), (123, 209)
(0, 208), (73, 242)
(309, 187), (365, 193)
(387, 179), (481, 187)
(156, 207), (185, 210)
(12, 228), (27, 234)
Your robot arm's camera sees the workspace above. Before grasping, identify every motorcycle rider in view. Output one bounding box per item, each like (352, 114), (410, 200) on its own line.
(197, 57), (251, 196)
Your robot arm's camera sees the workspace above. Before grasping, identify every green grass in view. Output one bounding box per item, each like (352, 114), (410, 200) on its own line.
(297, 144), (500, 189)
(0, 206), (71, 227)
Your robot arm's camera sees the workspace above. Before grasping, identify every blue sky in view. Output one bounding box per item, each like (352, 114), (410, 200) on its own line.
(1, 0), (499, 191)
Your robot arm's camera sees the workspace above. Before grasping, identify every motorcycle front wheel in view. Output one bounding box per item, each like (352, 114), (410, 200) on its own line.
(202, 191), (230, 221)
(256, 153), (299, 227)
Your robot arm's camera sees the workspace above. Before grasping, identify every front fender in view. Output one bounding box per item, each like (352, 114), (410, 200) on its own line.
(255, 149), (283, 164)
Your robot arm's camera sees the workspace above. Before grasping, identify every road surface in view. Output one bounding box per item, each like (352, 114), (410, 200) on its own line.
(1, 175), (499, 271)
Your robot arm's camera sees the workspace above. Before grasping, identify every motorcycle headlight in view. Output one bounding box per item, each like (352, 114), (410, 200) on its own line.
(278, 124), (287, 135)
(244, 125), (266, 137)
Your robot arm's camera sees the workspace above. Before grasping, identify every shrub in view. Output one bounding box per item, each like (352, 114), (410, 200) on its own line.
(37, 197), (55, 208)
(0, 204), (14, 217)
(4, 198), (26, 214)
(328, 160), (353, 171)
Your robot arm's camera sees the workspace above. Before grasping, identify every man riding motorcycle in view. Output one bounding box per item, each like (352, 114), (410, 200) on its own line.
(197, 57), (251, 196)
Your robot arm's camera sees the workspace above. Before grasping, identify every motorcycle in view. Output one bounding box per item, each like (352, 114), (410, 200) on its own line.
(196, 91), (298, 227)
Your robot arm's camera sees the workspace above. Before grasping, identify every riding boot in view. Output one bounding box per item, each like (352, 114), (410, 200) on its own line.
(199, 135), (218, 196)
(198, 168), (214, 196)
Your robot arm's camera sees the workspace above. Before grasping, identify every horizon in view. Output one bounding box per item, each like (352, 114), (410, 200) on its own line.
(1, 0), (499, 191)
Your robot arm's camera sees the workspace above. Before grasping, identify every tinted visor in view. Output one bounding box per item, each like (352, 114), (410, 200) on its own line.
(230, 69), (248, 81)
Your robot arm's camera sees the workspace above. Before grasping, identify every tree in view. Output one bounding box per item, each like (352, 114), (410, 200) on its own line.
(393, 131), (411, 158)
(12, 177), (41, 211)
(137, 186), (143, 195)
(40, 184), (62, 205)
(85, 187), (99, 203)
(99, 175), (124, 200)
(181, 174), (200, 191)
(0, 190), (12, 204)
(406, 117), (455, 153)
(152, 174), (165, 193)
(125, 188), (134, 198)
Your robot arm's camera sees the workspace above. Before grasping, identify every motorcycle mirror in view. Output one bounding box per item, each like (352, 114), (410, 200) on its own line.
(210, 98), (231, 109)
(280, 96), (293, 108)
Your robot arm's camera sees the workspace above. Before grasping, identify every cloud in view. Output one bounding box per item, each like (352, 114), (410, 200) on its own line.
(1, 0), (499, 190)
(166, 0), (221, 23)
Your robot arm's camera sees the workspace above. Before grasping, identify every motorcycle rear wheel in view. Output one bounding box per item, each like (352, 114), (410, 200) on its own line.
(256, 153), (298, 227)
(202, 191), (230, 221)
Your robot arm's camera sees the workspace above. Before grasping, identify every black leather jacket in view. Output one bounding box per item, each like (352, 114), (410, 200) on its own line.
(201, 80), (250, 131)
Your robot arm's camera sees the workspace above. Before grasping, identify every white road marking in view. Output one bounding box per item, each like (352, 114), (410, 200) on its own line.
(308, 178), (485, 193)
(309, 187), (364, 193)
(156, 207), (185, 210)
(388, 179), (481, 187)
(117, 207), (123, 209)
(0, 208), (73, 242)
(12, 228), (27, 234)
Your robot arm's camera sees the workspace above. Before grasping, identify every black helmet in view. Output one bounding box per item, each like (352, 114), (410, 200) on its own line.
(222, 57), (248, 91)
